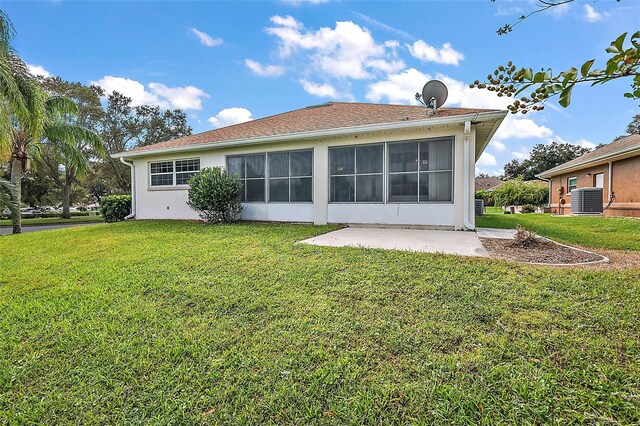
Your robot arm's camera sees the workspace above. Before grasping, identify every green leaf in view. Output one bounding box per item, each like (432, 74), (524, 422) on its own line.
(522, 68), (533, 81)
(559, 85), (574, 108)
(613, 32), (627, 51)
(581, 59), (595, 77)
(533, 72), (546, 83)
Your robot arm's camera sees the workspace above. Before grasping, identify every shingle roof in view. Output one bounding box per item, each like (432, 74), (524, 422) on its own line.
(121, 102), (496, 155)
(475, 177), (503, 191)
(540, 134), (640, 177)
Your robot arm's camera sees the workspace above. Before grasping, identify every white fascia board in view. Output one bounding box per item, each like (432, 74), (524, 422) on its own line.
(112, 110), (508, 159)
(537, 145), (640, 178)
(474, 111), (507, 161)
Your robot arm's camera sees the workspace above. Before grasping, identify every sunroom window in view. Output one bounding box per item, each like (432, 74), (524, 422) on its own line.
(329, 144), (383, 202)
(227, 154), (266, 202)
(268, 150), (313, 203)
(388, 138), (453, 203)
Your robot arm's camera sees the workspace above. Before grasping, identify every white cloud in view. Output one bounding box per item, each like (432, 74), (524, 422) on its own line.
(365, 68), (429, 104)
(299, 79), (338, 98)
(270, 15), (303, 29)
(245, 59), (286, 77)
(365, 68), (511, 109)
(477, 152), (497, 166)
(511, 147), (530, 160)
(147, 83), (209, 110)
(92, 76), (209, 110)
(491, 140), (507, 152)
(494, 117), (553, 140)
(584, 5), (608, 23)
(352, 12), (413, 40)
(27, 64), (51, 77)
(189, 28), (222, 47)
(550, 3), (571, 18)
(208, 107), (253, 128)
(265, 16), (400, 80)
(407, 40), (464, 66)
(555, 136), (597, 150)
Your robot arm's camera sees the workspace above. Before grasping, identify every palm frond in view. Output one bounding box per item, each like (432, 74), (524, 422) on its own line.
(0, 10), (16, 54)
(45, 94), (78, 116)
(0, 177), (19, 216)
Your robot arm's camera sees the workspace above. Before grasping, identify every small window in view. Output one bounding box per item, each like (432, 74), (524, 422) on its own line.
(150, 159), (199, 187)
(594, 173), (604, 189)
(568, 177), (577, 194)
(329, 144), (383, 203)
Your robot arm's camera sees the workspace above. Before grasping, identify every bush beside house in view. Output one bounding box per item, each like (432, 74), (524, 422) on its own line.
(100, 195), (132, 222)
(187, 167), (243, 223)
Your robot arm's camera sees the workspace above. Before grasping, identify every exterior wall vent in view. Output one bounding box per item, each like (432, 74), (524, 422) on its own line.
(571, 188), (603, 214)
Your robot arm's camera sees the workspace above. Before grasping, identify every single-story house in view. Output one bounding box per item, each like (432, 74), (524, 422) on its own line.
(475, 177), (503, 191)
(537, 134), (640, 217)
(113, 102), (507, 229)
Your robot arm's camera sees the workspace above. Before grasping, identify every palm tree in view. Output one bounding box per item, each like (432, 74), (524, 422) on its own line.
(0, 10), (102, 233)
(4, 92), (102, 233)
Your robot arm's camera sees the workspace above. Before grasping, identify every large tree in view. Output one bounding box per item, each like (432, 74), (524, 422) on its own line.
(472, 1), (638, 113)
(100, 92), (192, 192)
(36, 77), (105, 218)
(503, 141), (591, 180)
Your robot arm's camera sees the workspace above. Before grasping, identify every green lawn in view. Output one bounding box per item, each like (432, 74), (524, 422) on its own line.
(477, 211), (640, 251)
(0, 215), (104, 227)
(1, 221), (639, 424)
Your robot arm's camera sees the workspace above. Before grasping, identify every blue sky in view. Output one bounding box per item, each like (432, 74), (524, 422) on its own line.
(5, 0), (639, 176)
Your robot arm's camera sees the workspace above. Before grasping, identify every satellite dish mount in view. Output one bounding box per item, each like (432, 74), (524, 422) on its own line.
(416, 80), (448, 115)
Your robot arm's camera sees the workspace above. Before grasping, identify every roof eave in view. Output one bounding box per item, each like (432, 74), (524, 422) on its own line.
(112, 110), (508, 159)
(537, 144), (640, 178)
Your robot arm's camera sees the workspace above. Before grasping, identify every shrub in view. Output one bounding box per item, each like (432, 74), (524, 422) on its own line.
(521, 204), (535, 214)
(510, 225), (539, 248)
(493, 178), (548, 208)
(475, 189), (495, 207)
(100, 195), (132, 223)
(187, 167), (243, 223)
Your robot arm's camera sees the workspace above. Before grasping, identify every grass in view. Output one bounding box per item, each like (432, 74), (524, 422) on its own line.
(1, 221), (639, 424)
(477, 210), (640, 251)
(0, 215), (103, 227)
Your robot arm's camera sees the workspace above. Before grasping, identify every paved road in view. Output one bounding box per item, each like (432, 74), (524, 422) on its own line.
(0, 222), (99, 235)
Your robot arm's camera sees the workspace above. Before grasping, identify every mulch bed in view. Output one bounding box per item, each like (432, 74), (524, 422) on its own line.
(480, 237), (606, 265)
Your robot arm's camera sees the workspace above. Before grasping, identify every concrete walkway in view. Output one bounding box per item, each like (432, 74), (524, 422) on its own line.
(0, 222), (98, 235)
(475, 227), (517, 240)
(300, 227), (489, 257)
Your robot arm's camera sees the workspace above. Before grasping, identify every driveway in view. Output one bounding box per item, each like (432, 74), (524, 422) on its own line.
(300, 227), (489, 257)
(0, 222), (99, 235)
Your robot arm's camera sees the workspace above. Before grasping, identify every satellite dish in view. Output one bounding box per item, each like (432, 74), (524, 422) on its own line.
(421, 80), (448, 115)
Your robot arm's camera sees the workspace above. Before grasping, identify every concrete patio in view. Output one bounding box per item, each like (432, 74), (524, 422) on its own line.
(299, 227), (489, 257)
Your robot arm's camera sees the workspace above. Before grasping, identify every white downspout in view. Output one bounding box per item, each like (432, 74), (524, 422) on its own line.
(119, 157), (136, 220)
(463, 120), (474, 230)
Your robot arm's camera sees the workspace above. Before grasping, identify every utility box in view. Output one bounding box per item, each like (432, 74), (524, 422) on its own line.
(571, 188), (603, 214)
(475, 199), (484, 216)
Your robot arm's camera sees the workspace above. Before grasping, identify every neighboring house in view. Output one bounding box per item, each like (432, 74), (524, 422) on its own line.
(475, 177), (503, 191)
(538, 134), (640, 217)
(113, 102), (506, 229)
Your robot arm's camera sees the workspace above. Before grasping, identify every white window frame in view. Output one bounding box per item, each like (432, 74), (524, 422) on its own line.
(149, 158), (200, 189)
(567, 176), (578, 195)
